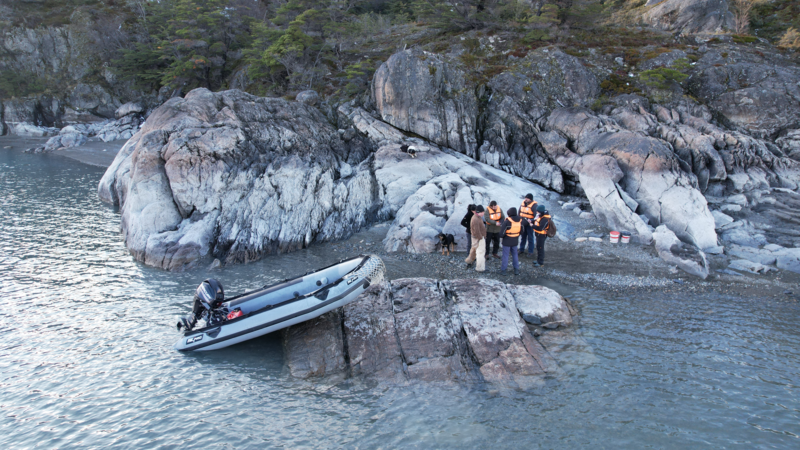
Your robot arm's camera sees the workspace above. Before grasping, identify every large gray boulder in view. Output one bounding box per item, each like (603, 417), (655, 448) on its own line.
(282, 278), (571, 386)
(372, 49), (479, 157)
(98, 88), (376, 270)
(642, 0), (734, 34)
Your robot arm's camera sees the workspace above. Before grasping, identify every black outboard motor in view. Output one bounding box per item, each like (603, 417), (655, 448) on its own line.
(177, 279), (225, 331)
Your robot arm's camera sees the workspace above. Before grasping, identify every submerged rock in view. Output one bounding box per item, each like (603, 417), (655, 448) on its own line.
(282, 278), (573, 387)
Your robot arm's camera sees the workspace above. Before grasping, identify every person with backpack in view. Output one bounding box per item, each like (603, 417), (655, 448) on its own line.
(518, 194), (537, 257)
(460, 204), (476, 253)
(532, 204), (552, 267)
(498, 207), (523, 276)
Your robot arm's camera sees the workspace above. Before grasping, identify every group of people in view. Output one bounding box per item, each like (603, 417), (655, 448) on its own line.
(460, 194), (551, 275)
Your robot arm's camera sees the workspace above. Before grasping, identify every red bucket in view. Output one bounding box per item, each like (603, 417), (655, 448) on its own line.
(609, 231), (620, 243)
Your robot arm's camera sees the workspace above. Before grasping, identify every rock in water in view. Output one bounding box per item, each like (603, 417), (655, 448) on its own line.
(98, 88), (375, 270)
(282, 278), (573, 387)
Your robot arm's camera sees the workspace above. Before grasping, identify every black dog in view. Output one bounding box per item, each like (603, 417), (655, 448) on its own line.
(437, 233), (457, 256)
(400, 144), (418, 158)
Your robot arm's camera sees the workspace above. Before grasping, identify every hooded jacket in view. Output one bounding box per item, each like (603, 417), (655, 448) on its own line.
(500, 208), (522, 247)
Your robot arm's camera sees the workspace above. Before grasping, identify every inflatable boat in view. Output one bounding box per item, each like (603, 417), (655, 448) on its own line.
(174, 254), (385, 351)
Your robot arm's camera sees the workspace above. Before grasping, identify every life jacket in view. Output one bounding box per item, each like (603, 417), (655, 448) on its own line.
(505, 218), (522, 237)
(487, 205), (502, 222)
(534, 214), (551, 235)
(519, 200), (537, 219)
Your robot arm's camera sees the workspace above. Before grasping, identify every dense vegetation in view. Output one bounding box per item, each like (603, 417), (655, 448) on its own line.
(1, 0), (798, 101)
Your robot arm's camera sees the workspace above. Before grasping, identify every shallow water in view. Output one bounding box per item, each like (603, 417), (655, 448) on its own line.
(1, 145), (799, 448)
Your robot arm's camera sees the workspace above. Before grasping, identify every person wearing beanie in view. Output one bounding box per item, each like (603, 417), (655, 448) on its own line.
(498, 207), (522, 275)
(484, 200), (504, 260)
(465, 205), (487, 272)
(460, 204), (476, 253)
(532, 204), (551, 267)
(518, 193), (538, 257)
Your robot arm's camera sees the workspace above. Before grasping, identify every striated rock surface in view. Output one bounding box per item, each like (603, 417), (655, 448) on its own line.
(98, 88), (376, 269)
(282, 278), (572, 387)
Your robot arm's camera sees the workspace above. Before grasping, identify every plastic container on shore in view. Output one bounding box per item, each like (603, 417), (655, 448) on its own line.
(609, 231), (620, 243)
(621, 231), (631, 244)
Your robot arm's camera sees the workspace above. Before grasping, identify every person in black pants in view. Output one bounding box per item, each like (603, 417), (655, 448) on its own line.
(532, 204), (551, 267)
(460, 204), (476, 253)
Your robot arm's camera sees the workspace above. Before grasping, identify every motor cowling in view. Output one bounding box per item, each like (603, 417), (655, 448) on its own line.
(178, 279), (225, 331)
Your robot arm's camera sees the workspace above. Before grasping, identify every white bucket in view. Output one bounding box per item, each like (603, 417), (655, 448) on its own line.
(621, 232), (631, 244)
(609, 231), (620, 244)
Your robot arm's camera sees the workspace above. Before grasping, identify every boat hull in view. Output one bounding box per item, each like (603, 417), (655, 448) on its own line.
(174, 255), (384, 352)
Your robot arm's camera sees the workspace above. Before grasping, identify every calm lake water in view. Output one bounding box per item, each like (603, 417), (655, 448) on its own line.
(1, 143), (798, 448)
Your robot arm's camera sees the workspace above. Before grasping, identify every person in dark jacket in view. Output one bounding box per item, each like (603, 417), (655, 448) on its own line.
(518, 193), (537, 257)
(532, 204), (551, 267)
(460, 204), (476, 253)
(498, 207), (523, 275)
(484, 200), (504, 259)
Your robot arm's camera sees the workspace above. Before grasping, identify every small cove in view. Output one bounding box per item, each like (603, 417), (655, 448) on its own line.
(1, 144), (799, 448)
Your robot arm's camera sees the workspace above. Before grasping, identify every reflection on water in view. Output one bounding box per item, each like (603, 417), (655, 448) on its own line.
(1, 145), (799, 448)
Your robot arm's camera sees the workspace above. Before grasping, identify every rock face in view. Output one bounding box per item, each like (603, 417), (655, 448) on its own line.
(688, 59), (800, 137)
(478, 48), (599, 192)
(282, 278), (572, 386)
(98, 88), (376, 269)
(372, 49), (479, 156)
(545, 107), (717, 249)
(642, 0), (734, 35)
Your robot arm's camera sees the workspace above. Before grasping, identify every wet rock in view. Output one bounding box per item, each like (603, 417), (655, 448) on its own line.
(653, 225), (709, 279)
(283, 310), (347, 379)
(282, 278), (573, 386)
(721, 204), (742, 213)
(579, 212), (595, 220)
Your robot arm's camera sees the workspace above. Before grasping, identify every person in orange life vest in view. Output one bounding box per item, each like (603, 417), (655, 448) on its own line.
(484, 200), (504, 259)
(532, 204), (551, 267)
(464, 205), (487, 272)
(498, 207), (522, 276)
(518, 193), (538, 257)
(460, 204), (476, 253)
